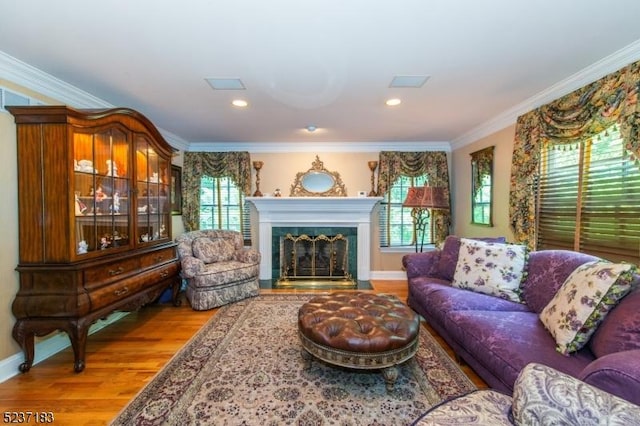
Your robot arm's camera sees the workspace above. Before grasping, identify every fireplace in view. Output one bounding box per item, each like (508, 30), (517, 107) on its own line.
(281, 233), (349, 279)
(246, 197), (381, 282)
(274, 228), (357, 288)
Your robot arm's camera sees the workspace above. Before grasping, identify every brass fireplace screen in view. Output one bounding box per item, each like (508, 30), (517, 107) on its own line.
(278, 233), (355, 287)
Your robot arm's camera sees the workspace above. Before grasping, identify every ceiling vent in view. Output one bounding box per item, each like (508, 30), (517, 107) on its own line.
(205, 78), (246, 90)
(389, 75), (430, 88)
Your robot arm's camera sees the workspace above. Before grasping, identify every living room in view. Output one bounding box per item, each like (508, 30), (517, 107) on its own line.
(1, 1), (640, 424)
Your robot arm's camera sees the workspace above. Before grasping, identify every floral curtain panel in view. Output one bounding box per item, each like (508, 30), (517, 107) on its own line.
(378, 151), (451, 243)
(510, 60), (640, 249)
(182, 152), (252, 231)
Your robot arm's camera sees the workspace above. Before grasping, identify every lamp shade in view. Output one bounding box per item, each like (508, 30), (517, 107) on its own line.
(402, 186), (449, 210)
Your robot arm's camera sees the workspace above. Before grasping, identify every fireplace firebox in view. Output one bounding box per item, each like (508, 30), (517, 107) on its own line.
(277, 233), (355, 287)
(271, 226), (357, 288)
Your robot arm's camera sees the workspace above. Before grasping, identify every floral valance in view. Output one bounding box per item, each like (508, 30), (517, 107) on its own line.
(378, 151), (451, 243)
(509, 60), (640, 249)
(182, 152), (252, 231)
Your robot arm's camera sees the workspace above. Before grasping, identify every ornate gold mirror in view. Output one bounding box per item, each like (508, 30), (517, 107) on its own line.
(290, 155), (347, 196)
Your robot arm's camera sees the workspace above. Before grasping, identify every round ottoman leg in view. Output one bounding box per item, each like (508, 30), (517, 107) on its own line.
(381, 365), (399, 392)
(300, 348), (312, 370)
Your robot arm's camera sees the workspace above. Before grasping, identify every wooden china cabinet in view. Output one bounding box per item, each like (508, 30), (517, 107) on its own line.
(8, 106), (181, 373)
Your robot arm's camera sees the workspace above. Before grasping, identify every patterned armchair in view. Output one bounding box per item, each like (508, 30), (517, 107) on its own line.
(176, 230), (261, 310)
(412, 363), (640, 425)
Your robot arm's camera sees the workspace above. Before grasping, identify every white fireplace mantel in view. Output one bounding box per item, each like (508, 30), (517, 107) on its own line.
(246, 196), (382, 280)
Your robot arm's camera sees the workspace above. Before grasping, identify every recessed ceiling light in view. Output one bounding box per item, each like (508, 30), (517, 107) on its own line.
(306, 125), (317, 132)
(385, 98), (402, 107)
(232, 99), (248, 107)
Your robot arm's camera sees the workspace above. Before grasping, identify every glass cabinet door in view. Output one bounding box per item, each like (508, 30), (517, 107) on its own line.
(135, 135), (170, 244)
(73, 127), (131, 255)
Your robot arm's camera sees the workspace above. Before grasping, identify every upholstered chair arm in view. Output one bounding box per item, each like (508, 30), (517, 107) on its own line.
(235, 248), (261, 264)
(412, 389), (513, 425)
(579, 349), (640, 406)
(512, 363), (640, 424)
(402, 251), (440, 279)
(180, 256), (205, 278)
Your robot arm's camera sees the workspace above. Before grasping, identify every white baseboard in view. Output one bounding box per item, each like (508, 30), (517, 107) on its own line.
(370, 270), (407, 280)
(0, 312), (129, 383)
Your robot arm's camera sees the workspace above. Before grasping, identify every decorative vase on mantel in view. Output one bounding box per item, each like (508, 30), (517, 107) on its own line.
(253, 161), (264, 197)
(368, 160), (378, 196)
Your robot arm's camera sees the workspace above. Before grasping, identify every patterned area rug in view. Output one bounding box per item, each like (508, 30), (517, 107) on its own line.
(111, 293), (476, 425)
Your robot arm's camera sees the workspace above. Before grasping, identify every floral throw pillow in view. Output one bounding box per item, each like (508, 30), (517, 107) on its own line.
(451, 238), (528, 303)
(192, 237), (236, 264)
(539, 261), (637, 355)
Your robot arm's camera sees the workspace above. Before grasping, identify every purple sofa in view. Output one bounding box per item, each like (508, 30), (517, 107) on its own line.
(403, 235), (640, 405)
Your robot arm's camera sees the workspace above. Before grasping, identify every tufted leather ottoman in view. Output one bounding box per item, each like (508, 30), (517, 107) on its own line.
(298, 291), (420, 391)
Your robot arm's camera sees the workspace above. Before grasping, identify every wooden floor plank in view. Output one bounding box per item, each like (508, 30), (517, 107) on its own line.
(0, 281), (486, 425)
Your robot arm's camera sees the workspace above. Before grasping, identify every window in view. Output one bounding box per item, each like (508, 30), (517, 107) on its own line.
(538, 125), (640, 264)
(379, 174), (430, 248)
(470, 146), (494, 226)
(472, 174), (492, 224)
(199, 176), (251, 244)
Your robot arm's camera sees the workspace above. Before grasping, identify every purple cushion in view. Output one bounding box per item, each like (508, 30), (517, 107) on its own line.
(443, 310), (594, 391)
(408, 280), (530, 327)
(579, 349), (640, 405)
(435, 235), (506, 281)
(589, 281), (640, 357)
(520, 250), (601, 313)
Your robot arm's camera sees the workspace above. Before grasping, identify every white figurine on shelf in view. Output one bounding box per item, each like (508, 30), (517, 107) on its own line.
(77, 159), (96, 173)
(112, 191), (120, 213)
(77, 240), (88, 254)
(106, 159), (119, 177)
(150, 172), (159, 183)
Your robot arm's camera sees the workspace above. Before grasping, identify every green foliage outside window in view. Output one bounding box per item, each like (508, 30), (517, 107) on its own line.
(380, 174), (430, 247)
(472, 174), (492, 225)
(199, 176), (245, 234)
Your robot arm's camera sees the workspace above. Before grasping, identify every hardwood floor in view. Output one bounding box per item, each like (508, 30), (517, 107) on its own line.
(0, 281), (486, 425)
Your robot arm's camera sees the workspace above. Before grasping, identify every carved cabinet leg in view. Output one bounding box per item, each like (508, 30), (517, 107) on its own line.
(12, 321), (35, 373)
(68, 321), (90, 373)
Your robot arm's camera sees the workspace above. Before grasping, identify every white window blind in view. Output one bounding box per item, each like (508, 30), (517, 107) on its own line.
(379, 174), (430, 247)
(199, 176), (252, 244)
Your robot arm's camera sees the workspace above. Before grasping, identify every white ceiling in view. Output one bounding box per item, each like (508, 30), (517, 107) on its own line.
(2, 1), (640, 148)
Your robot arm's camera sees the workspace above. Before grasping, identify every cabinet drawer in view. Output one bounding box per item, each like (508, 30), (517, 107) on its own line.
(89, 262), (179, 310)
(140, 246), (177, 269)
(84, 257), (141, 290)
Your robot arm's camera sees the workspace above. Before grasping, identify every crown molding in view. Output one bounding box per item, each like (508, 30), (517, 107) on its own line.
(187, 141), (451, 153)
(0, 51), (190, 151)
(0, 51), (112, 108)
(451, 39), (640, 150)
